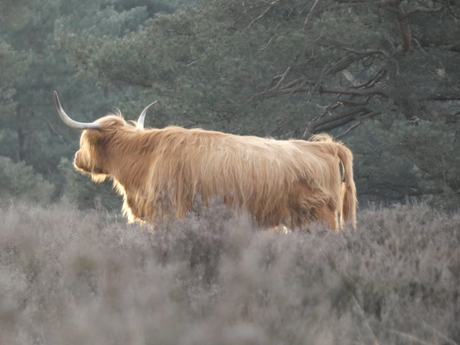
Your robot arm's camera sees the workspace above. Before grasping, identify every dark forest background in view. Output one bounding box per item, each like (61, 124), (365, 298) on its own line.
(0, 0), (459, 211)
(1, 2), (460, 344)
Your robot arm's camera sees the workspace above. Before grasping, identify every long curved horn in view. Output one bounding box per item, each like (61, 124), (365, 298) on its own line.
(54, 91), (102, 130)
(136, 101), (158, 129)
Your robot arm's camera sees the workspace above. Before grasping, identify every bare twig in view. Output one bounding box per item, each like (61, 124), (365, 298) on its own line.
(342, 69), (359, 86)
(354, 70), (387, 89)
(304, 0), (321, 29)
(246, 66), (295, 102)
(389, 329), (431, 345)
(336, 122), (361, 139)
(351, 294), (380, 345)
(258, 36), (274, 51)
(246, 1), (279, 29)
(420, 320), (459, 345)
(274, 66), (292, 90)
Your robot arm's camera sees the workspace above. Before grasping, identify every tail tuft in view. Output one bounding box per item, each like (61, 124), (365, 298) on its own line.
(337, 144), (357, 228)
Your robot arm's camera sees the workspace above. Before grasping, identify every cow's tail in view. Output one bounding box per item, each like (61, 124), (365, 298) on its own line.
(336, 144), (357, 228)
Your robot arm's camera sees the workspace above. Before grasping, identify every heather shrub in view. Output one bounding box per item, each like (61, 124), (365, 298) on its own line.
(0, 201), (459, 344)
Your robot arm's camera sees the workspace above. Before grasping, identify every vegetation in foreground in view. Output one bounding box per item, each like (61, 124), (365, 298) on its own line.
(0, 201), (459, 345)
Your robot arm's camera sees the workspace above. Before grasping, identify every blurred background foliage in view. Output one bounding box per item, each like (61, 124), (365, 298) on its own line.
(0, 0), (459, 210)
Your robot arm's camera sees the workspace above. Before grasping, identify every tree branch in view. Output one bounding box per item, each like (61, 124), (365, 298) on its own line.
(324, 52), (376, 76)
(274, 66), (292, 90)
(313, 109), (381, 133)
(247, 75), (389, 103)
(403, 4), (446, 18)
(381, 0), (447, 52)
(426, 93), (460, 101)
(317, 85), (389, 98)
(311, 106), (369, 133)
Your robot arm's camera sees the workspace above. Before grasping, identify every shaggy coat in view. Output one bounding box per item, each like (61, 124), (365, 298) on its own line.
(74, 115), (357, 230)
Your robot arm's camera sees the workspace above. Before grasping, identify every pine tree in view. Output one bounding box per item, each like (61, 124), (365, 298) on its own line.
(56, 0), (460, 205)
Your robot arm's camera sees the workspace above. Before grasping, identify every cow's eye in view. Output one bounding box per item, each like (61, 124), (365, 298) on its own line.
(88, 135), (99, 145)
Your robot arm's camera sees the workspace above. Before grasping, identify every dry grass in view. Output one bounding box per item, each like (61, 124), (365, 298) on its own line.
(0, 200), (459, 345)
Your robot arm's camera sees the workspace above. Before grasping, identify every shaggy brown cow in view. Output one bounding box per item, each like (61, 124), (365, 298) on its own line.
(55, 91), (356, 230)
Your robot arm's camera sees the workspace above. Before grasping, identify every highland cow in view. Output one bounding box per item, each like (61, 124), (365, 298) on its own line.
(54, 91), (356, 230)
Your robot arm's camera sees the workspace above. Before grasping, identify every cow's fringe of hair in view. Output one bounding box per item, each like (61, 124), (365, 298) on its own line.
(76, 115), (357, 229)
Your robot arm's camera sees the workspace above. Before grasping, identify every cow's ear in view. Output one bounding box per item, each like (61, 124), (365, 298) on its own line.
(85, 129), (104, 145)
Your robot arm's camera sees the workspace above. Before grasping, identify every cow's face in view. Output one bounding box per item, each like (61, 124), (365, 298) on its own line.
(54, 90), (155, 184)
(74, 129), (108, 182)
